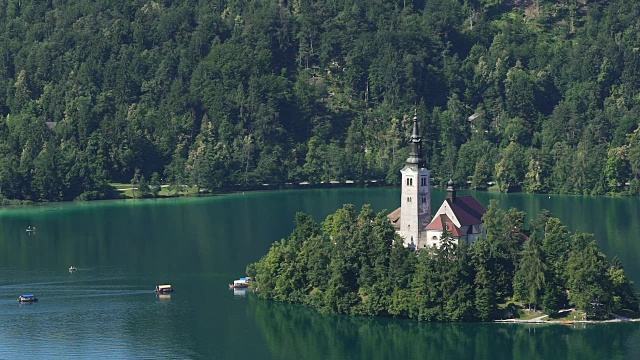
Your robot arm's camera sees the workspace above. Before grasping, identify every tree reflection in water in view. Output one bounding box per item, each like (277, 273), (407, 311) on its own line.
(249, 297), (640, 360)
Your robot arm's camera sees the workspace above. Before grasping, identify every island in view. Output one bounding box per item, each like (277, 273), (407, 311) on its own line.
(246, 201), (639, 323)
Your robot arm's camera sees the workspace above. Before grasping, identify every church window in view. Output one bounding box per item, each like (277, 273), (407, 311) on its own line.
(421, 197), (426, 203)
(421, 177), (427, 186)
(432, 236), (438, 241)
(406, 178), (413, 186)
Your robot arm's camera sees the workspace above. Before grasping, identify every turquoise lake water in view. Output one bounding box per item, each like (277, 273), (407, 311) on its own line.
(0, 188), (639, 359)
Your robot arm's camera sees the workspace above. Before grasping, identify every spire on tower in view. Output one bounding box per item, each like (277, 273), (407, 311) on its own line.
(406, 110), (425, 167)
(446, 179), (456, 202)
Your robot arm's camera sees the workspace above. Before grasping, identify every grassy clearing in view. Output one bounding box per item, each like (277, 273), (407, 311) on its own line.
(110, 183), (132, 190)
(516, 309), (545, 320)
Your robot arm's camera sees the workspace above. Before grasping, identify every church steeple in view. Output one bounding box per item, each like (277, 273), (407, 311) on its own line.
(406, 111), (425, 168)
(397, 110), (431, 249)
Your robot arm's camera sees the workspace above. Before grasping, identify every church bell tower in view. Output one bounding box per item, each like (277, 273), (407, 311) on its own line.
(399, 112), (431, 249)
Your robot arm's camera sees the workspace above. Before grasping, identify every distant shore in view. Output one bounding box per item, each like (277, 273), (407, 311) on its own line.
(495, 312), (638, 325)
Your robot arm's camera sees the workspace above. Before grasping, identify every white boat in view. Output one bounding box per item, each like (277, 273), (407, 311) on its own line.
(229, 277), (250, 289)
(18, 294), (38, 303)
(69, 266), (77, 272)
(155, 284), (173, 294)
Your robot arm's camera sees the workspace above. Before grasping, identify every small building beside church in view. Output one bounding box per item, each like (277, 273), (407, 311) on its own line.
(388, 113), (486, 249)
(424, 180), (486, 248)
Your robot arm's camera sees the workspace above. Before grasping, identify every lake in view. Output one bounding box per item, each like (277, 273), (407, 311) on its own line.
(0, 188), (639, 359)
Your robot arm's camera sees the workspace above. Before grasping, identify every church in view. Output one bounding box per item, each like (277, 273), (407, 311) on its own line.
(388, 113), (486, 249)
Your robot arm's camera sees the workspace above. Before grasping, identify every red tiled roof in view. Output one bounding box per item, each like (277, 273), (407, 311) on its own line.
(425, 214), (464, 236)
(446, 195), (485, 226)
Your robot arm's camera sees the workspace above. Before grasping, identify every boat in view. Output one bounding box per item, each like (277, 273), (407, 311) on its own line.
(69, 266), (77, 272)
(26, 226), (36, 232)
(229, 277), (250, 289)
(155, 284), (173, 294)
(18, 294), (38, 303)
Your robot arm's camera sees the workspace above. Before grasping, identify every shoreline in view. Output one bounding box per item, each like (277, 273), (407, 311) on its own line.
(495, 313), (639, 325)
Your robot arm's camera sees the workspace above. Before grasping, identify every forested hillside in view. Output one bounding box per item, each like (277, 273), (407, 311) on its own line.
(1, 0), (639, 201)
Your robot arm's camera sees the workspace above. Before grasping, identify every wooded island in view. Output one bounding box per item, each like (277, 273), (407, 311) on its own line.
(247, 201), (638, 321)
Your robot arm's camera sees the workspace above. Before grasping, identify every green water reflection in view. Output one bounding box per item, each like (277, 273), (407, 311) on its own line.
(0, 188), (639, 359)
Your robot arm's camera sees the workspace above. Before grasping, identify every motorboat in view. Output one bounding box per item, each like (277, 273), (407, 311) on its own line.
(69, 266), (77, 272)
(155, 284), (173, 294)
(18, 294), (38, 303)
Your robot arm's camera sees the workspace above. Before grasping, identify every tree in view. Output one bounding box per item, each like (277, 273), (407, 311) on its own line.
(607, 256), (638, 312)
(482, 200), (526, 299)
(566, 233), (612, 316)
(472, 155), (493, 190)
(524, 149), (551, 193)
(131, 169), (141, 199)
(628, 128), (640, 187)
(605, 146), (630, 193)
(470, 239), (497, 321)
(513, 231), (545, 310)
(150, 172), (161, 197)
(495, 142), (526, 192)
(137, 174), (151, 198)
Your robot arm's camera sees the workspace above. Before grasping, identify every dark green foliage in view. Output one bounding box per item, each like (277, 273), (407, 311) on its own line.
(566, 234), (612, 315)
(0, 1), (640, 200)
(250, 202), (637, 321)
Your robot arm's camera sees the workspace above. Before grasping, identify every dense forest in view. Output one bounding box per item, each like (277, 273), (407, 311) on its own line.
(247, 201), (638, 321)
(1, 0), (640, 201)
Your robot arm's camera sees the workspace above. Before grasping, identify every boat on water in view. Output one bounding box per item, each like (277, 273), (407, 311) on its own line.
(229, 277), (251, 289)
(155, 284), (173, 294)
(26, 226), (36, 232)
(18, 294), (38, 303)
(69, 266), (77, 272)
